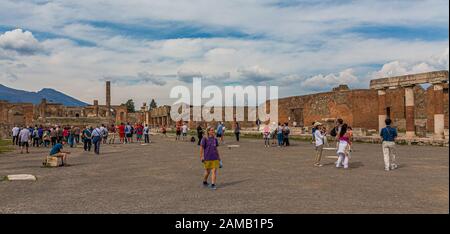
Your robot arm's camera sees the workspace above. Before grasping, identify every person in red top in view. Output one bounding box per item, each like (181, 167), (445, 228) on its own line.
(118, 123), (125, 144)
(135, 123), (143, 143)
(62, 127), (70, 143)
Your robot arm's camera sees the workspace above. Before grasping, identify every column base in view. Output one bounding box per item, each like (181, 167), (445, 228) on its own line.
(405, 131), (415, 138)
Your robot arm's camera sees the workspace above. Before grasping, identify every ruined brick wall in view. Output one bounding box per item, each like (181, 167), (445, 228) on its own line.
(427, 83), (449, 132)
(276, 89), (378, 129)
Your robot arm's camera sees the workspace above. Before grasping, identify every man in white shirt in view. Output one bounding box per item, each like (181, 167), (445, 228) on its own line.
(181, 123), (188, 141)
(143, 124), (150, 143)
(91, 126), (102, 155)
(18, 126), (31, 154)
(12, 126), (20, 146)
(314, 122), (326, 167)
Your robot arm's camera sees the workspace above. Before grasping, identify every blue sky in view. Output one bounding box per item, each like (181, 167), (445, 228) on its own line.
(0, 0), (448, 105)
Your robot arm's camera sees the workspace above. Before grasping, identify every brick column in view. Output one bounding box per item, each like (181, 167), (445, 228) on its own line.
(106, 81), (111, 117)
(433, 83), (444, 139)
(94, 100), (99, 117)
(377, 89), (387, 132)
(404, 86), (415, 138)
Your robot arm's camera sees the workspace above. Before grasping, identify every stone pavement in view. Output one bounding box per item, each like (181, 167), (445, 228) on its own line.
(0, 135), (448, 213)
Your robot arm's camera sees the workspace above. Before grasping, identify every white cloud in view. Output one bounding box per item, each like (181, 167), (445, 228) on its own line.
(0, 29), (43, 55)
(371, 47), (449, 78)
(301, 68), (358, 91)
(0, 1), (448, 104)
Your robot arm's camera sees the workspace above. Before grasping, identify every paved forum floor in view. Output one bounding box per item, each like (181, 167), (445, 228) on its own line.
(0, 135), (448, 213)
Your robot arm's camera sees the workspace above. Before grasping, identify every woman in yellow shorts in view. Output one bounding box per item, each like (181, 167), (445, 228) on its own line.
(200, 127), (222, 190)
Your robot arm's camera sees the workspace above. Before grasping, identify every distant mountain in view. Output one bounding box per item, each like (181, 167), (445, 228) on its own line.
(0, 84), (88, 107)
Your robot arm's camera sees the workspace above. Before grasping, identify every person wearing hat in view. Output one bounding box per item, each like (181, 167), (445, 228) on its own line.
(314, 122), (326, 167)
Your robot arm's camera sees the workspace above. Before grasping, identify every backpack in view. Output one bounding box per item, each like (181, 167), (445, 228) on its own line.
(330, 127), (337, 137)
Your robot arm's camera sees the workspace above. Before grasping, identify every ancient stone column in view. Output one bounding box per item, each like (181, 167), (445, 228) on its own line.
(433, 83), (445, 139)
(106, 81), (111, 117)
(94, 100), (99, 117)
(377, 89), (387, 132)
(404, 86), (415, 138)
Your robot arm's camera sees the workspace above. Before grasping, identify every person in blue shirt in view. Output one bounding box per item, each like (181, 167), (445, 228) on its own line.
(48, 142), (70, 166)
(92, 126), (103, 155)
(216, 122), (224, 144)
(380, 118), (398, 171)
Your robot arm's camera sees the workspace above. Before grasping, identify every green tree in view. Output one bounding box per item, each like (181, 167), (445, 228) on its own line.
(149, 99), (157, 111)
(124, 99), (135, 113)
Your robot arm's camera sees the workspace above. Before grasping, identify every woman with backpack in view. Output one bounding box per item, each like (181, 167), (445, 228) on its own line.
(82, 126), (93, 152)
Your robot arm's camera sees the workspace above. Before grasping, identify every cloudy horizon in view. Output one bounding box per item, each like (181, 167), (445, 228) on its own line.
(0, 0), (448, 106)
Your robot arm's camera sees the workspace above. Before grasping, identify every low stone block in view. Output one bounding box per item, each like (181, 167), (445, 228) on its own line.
(6, 174), (37, 181)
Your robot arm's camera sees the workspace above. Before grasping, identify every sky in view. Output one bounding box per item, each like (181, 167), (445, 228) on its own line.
(0, 0), (448, 107)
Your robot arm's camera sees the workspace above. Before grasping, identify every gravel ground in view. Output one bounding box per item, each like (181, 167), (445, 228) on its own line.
(0, 135), (448, 214)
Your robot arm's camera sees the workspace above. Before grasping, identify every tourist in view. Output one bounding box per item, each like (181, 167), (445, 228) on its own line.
(18, 126), (31, 154)
(56, 125), (63, 144)
(68, 126), (75, 148)
(263, 123), (270, 147)
(200, 127), (222, 190)
(331, 118), (344, 142)
(143, 124), (150, 143)
(108, 124), (117, 144)
(135, 123), (143, 143)
(277, 122), (284, 147)
(216, 122), (224, 144)
(181, 122), (188, 141)
(311, 122), (317, 144)
(314, 122), (325, 167)
(130, 124), (135, 143)
(48, 141), (70, 166)
(197, 124), (204, 145)
(82, 126), (93, 152)
(125, 122), (132, 143)
(92, 125), (102, 155)
(62, 127), (69, 143)
(256, 118), (262, 131)
(234, 122), (241, 142)
(74, 126), (81, 144)
(118, 123), (125, 144)
(269, 122), (276, 146)
(101, 124), (108, 144)
(380, 119), (398, 171)
(175, 124), (181, 141)
(12, 125), (20, 146)
(336, 124), (351, 169)
(283, 123), (290, 146)
(43, 128), (51, 148)
(161, 125), (167, 137)
(50, 127), (57, 146)
(32, 126), (40, 147)
(38, 125), (44, 147)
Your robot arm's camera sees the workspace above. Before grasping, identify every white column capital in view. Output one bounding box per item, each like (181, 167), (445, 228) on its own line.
(433, 83), (444, 91)
(377, 89), (386, 95)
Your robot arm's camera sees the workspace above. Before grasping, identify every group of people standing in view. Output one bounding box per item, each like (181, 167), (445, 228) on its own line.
(11, 125), (82, 154)
(312, 118), (398, 171)
(312, 119), (354, 168)
(11, 122), (152, 156)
